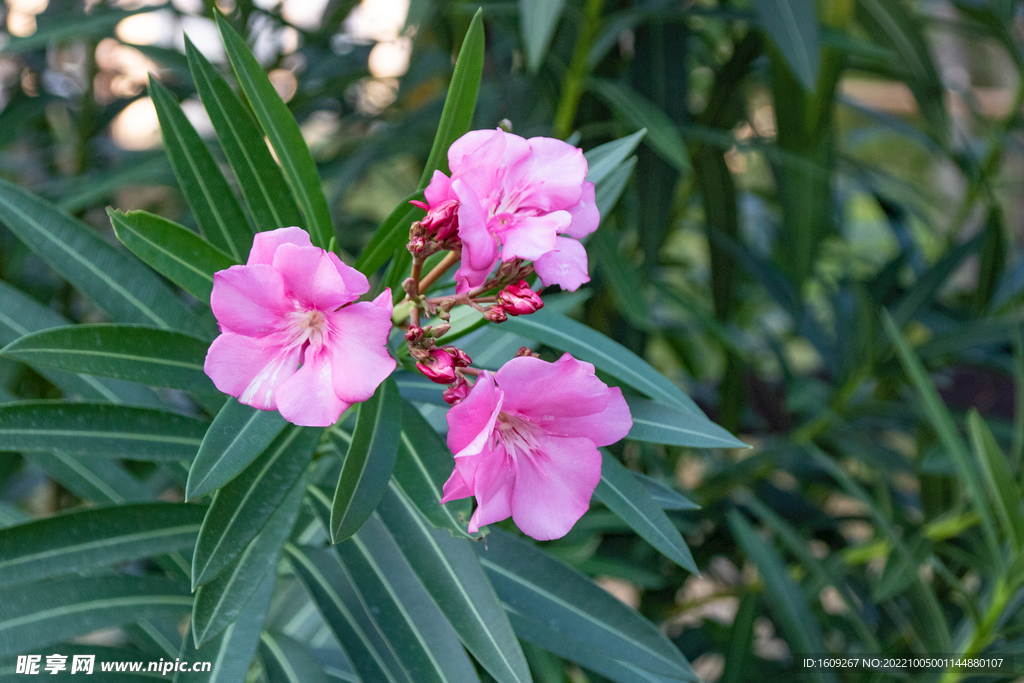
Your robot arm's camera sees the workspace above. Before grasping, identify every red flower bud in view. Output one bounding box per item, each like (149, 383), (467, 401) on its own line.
(405, 325), (425, 344)
(416, 348), (457, 384)
(444, 376), (470, 406)
(443, 346), (472, 367)
(497, 280), (543, 316)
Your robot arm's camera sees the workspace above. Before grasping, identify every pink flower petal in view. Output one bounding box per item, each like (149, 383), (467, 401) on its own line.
(211, 264), (292, 336)
(204, 332), (285, 400)
(441, 467), (472, 504)
(446, 371), (502, 459)
(246, 227), (312, 266)
(496, 353), (609, 419)
(563, 181), (599, 239)
(448, 129), (503, 172)
(510, 432), (601, 540)
(328, 253), (370, 298)
(274, 347), (349, 427)
(273, 243), (359, 310)
(227, 339), (302, 411)
(506, 137), (588, 212)
(533, 236), (589, 291)
(466, 443), (516, 533)
(424, 169), (454, 206)
(326, 299), (397, 404)
(543, 387), (632, 446)
(499, 212), (567, 261)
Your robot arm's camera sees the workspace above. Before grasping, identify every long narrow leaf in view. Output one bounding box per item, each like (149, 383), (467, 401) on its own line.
(185, 36), (303, 234)
(110, 208), (237, 303)
(330, 378), (401, 543)
(0, 402), (208, 461)
(217, 15), (333, 248)
(625, 396), (745, 448)
(149, 76), (252, 261)
(0, 177), (202, 336)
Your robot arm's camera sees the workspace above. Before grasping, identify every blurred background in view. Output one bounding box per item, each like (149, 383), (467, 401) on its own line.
(4, 0), (1024, 680)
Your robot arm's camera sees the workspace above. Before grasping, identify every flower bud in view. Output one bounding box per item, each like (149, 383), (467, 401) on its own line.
(497, 280), (543, 316)
(514, 347), (540, 359)
(412, 198), (460, 245)
(405, 325), (425, 344)
(427, 323), (451, 338)
(484, 306), (508, 323)
(443, 346), (472, 367)
(416, 348), (457, 384)
(444, 376), (470, 406)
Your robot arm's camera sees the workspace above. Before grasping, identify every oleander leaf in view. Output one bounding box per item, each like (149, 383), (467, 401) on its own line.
(192, 426), (319, 588)
(0, 177), (204, 337)
(259, 631), (330, 683)
(520, 0), (565, 72)
(109, 208), (237, 303)
(0, 402), (208, 461)
(624, 396), (746, 448)
(751, 0), (821, 90)
(0, 502), (205, 587)
(149, 75), (253, 261)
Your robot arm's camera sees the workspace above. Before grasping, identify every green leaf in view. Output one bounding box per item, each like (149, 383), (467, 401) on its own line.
(0, 401), (208, 461)
(175, 569), (275, 683)
(595, 451), (697, 572)
(882, 312), (1002, 566)
(24, 452), (153, 504)
(192, 477), (304, 646)
(520, 0), (565, 72)
(377, 484), (533, 683)
(966, 410), (1024, 551)
(149, 76), (253, 261)
(185, 36), (304, 234)
(192, 425), (319, 588)
(507, 609), (691, 683)
(419, 9), (485, 184)
(0, 7), (146, 55)
(335, 513), (481, 683)
(503, 310), (702, 415)
(330, 378), (401, 543)
(391, 401), (473, 538)
(356, 10), (484, 276)
(217, 14), (333, 248)
(0, 177), (203, 336)
(624, 396), (745, 448)
(751, 0), (821, 90)
(285, 543), (408, 683)
(474, 529), (695, 681)
(355, 195), (425, 278)
(0, 281), (163, 408)
(187, 398), (289, 500)
(593, 156), (637, 219)
(587, 80), (690, 173)
(0, 575), (192, 657)
(584, 130), (646, 185)
(109, 208), (237, 304)
(631, 472), (699, 511)
(260, 632), (330, 683)
(0, 502), (205, 588)
(1, 324), (215, 394)
(726, 511), (837, 683)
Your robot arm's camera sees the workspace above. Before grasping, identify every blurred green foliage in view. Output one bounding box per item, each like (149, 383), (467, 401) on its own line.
(3, 0), (1024, 681)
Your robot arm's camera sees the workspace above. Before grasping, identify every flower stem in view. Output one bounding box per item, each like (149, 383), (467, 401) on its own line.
(419, 251), (461, 292)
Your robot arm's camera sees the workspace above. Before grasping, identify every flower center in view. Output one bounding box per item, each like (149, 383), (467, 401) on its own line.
(495, 412), (542, 460)
(284, 308), (329, 351)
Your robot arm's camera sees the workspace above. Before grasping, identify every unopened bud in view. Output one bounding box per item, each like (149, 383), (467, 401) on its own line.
(443, 346), (472, 367)
(405, 325), (425, 344)
(427, 323), (451, 338)
(437, 297), (457, 322)
(514, 347), (540, 358)
(497, 280), (543, 316)
(484, 306), (508, 323)
(444, 376), (470, 406)
(416, 348), (457, 384)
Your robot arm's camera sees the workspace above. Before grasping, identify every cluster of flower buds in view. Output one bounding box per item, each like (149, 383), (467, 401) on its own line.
(406, 324), (471, 384)
(408, 199), (461, 256)
(484, 280), (544, 323)
(443, 375), (470, 405)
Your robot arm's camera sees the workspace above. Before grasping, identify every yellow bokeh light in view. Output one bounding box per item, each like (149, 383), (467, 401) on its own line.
(111, 96), (162, 150)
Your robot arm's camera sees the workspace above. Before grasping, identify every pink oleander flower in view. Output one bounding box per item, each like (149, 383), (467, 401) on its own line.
(204, 227), (396, 427)
(441, 353), (632, 540)
(421, 129), (599, 294)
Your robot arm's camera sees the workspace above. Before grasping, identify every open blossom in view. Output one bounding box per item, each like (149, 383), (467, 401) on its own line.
(204, 227), (396, 427)
(421, 129), (599, 294)
(442, 353), (632, 540)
